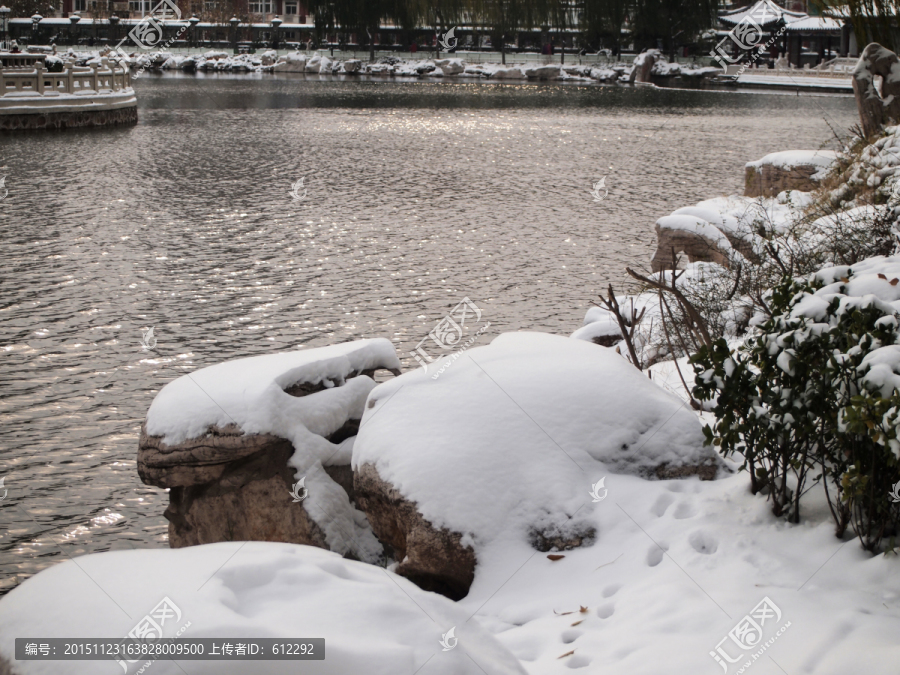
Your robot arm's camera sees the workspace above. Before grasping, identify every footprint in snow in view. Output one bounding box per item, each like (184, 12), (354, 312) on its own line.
(689, 530), (718, 554)
(561, 629), (582, 644)
(646, 541), (669, 567)
(566, 654), (592, 669)
(602, 583), (622, 598)
(673, 502), (697, 519)
(596, 603), (615, 619)
(651, 493), (675, 517)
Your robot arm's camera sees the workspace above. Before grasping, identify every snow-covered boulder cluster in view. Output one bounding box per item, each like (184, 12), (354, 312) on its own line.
(83, 47), (716, 84)
(0, 543), (527, 675)
(139, 331), (716, 602)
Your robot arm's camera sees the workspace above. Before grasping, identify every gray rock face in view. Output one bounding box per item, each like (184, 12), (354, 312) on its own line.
(852, 43), (900, 137)
(353, 463), (476, 600)
(744, 162), (826, 197)
(140, 422), (360, 549)
(650, 221), (734, 272)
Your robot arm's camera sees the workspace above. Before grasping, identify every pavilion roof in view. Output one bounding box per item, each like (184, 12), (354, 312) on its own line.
(720, 0), (807, 26)
(783, 15), (844, 31)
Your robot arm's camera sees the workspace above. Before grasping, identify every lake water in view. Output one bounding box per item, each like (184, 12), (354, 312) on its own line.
(0, 73), (858, 593)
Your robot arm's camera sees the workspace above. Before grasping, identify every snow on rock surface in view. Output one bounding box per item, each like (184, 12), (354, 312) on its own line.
(745, 149), (838, 197)
(353, 332), (715, 553)
(0, 542), (527, 675)
(650, 191), (815, 271)
(146, 339), (399, 449)
(435, 58), (465, 75)
(745, 149), (838, 177)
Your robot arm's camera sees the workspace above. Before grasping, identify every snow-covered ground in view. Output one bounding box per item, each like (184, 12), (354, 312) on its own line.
(2, 328), (898, 674)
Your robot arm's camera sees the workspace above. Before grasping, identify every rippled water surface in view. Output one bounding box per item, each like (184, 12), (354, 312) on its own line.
(0, 73), (858, 593)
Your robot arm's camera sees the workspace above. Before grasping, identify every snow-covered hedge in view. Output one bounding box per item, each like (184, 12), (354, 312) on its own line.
(691, 268), (900, 551)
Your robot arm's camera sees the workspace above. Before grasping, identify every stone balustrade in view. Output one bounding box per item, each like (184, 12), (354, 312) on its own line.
(0, 59), (131, 98)
(0, 57), (137, 131)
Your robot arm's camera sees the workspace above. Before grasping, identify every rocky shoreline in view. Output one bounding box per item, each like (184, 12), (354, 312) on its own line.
(66, 46), (720, 84)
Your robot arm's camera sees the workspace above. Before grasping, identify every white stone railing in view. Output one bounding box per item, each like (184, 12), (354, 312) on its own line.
(0, 60), (132, 97)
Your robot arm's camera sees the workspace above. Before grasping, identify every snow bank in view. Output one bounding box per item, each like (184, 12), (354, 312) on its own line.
(353, 332), (714, 551)
(0, 542), (527, 675)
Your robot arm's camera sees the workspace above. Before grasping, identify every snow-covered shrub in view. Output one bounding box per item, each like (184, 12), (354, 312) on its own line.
(44, 55), (64, 72)
(691, 273), (900, 550)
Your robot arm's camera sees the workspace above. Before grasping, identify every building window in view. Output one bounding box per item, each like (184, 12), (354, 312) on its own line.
(248, 0), (271, 13)
(74, 0), (86, 11)
(129, 0), (153, 13)
(285, 1), (297, 14)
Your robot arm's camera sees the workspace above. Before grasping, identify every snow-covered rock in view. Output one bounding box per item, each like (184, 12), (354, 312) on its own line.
(436, 58), (465, 75)
(745, 149), (838, 197)
(140, 340), (401, 561)
(589, 67), (618, 82)
(485, 65), (526, 79)
(352, 332), (717, 597)
(523, 64), (560, 80)
(341, 58), (361, 73)
(0, 542), (528, 675)
(852, 42), (900, 137)
(318, 55), (334, 74)
(630, 49), (661, 83)
(259, 50), (277, 66)
(571, 307), (623, 346)
(274, 52), (306, 71)
(305, 54), (322, 72)
(649, 191), (814, 272)
(366, 62), (392, 75)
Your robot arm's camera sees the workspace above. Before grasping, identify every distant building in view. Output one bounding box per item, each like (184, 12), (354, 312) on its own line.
(716, 0), (853, 68)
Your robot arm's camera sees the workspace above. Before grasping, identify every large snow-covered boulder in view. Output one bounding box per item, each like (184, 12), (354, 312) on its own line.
(259, 49), (277, 66)
(341, 58), (361, 73)
(0, 543), (527, 675)
(744, 149), (838, 197)
(139, 340), (400, 560)
(318, 55), (334, 74)
(352, 332), (716, 598)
